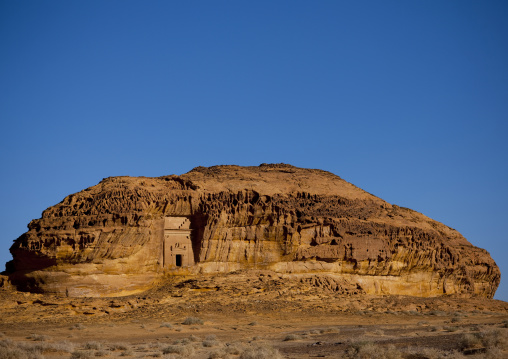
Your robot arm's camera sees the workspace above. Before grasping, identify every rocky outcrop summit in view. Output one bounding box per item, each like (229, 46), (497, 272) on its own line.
(6, 164), (500, 298)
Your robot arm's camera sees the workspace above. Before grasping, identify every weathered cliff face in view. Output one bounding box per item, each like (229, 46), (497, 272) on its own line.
(7, 164), (500, 298)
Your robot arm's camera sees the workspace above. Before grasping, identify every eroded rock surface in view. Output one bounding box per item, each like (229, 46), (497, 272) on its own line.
(6, 164), (500, 298)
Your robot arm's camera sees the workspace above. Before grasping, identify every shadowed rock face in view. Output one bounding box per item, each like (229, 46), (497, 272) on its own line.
(7, 164), (500, 298)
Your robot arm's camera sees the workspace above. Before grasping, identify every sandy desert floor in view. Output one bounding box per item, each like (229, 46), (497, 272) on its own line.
(1, 272), (507, 358)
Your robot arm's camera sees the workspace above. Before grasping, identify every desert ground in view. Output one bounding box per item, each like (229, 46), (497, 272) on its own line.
(1, 271), (507, 359)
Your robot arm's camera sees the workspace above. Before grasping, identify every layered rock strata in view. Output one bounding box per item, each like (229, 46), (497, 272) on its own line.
(7, 164), (500, 298)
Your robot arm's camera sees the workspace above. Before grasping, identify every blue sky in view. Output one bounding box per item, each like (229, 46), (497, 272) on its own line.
(1, 1), (507, 300)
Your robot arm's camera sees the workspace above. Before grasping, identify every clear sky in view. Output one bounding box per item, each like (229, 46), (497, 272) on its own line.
(1, 1), (507, 300)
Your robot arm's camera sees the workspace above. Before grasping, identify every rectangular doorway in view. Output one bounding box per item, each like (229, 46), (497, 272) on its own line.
(175, 254), (182, 267)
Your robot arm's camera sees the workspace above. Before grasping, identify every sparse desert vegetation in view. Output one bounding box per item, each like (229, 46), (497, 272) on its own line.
(0, 317), (507, 358)
(0, 273), (507, 359)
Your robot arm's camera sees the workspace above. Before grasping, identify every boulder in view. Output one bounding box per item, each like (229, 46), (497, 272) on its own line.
(6, 164), (500, 298)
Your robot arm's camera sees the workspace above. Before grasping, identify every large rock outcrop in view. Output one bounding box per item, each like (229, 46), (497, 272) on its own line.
(6, 164), (500, 298)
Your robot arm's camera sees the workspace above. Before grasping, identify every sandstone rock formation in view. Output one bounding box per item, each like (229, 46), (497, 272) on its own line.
(6, 164), (500, 298)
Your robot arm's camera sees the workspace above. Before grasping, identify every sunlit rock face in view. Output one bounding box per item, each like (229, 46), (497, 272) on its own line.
(7, 164), (500, 298)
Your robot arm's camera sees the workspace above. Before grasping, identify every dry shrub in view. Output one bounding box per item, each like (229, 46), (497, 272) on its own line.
(225, 343), (244, 355)
(17, 341), (74, 355)
(94, 349), (108, 357)
(182, 316), (204, 325)
(283, 334), (301, 341)
(70, 350), (95, 359)
(203, 334), (220, 347)
(478, 329), (507, 350)
(26, 334), (48, 342)
(84, 341), (102, 350)
(162, 355), (181, 359)
(0, 340), (47, 359)
(307, 327), (340, 334)
(49, 340), (74, 352)
(189, 334), (202, 342)
(147, 342), (163, 351)
(345, 341), (403, 359)
(460, 328), (507, 352)
(109, 342), (129, 351)
(207, 348), (228, 359)
(483, 347), (504, 359)
(203, 339), (220, 347)
(407, 347), (465, 359)
(173, 337), (199, 346)
(162, 344), (196, 356)
(0, 339), (13, 347)
(239, 344), (283, 359)
(0, 346), (34, 359)
(136, 344), (148, 351)
(0, 341), (46, 359)
(174, 338), (190, 345)
(460, 333), (482, 350)
(0, 340), (70, 359)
